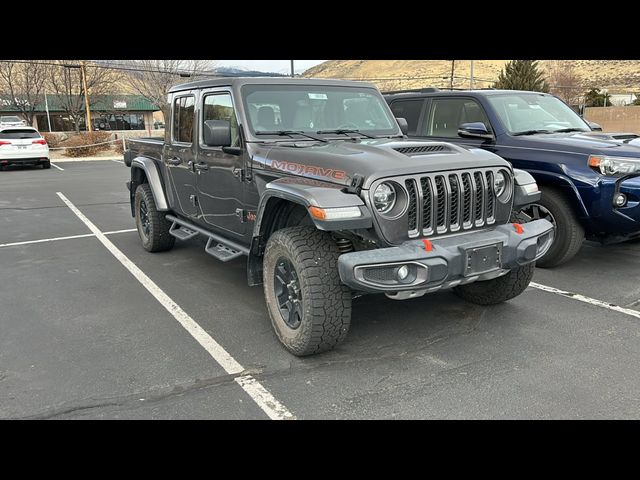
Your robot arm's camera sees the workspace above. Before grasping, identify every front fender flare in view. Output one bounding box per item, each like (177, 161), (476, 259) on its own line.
(525, 169), (589, 218)
(253, 178), (373, 237)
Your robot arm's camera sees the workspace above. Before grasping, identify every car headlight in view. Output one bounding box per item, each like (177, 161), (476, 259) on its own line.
(494, 169), (512, 203)
(494, 171), (507, 197)
(588, 155), (640, 176)
(373, 182), (396, 214)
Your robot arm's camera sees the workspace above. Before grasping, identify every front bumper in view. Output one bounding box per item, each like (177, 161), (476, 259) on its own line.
(338, 219), (554, 297)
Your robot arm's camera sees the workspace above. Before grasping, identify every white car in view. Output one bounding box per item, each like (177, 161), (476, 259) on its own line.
(0, 115), (27, 127)
(0, 126), (50, 170)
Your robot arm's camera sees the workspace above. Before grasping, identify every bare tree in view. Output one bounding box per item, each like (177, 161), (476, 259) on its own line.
(47, 60), (121, 133)
(0, 60), (52, 125)
(119, 60), (217, 123)
(546, 61), (583, 106)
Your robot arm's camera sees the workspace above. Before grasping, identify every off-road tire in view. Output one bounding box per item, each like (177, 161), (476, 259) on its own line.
(135, 183), (175, 252)
(42, 160), (51, 169)
(453, 263), (535, 305)
(516, 186), (584, 268)
(263, 226), (352, 356)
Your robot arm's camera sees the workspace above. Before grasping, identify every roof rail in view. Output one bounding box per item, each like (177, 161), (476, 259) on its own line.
(382, 87), (441, 95)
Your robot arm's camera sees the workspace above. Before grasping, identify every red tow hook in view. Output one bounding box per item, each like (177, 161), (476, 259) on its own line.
(422, 239), (433, 251)
(513, 223), (524, 234)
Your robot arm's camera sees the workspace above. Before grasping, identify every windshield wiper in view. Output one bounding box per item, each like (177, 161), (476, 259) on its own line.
(255, 130), (327, 142)
(552, 128), (589, 133)
(512, 129), (554, 136)
(315, 129), (377, 139)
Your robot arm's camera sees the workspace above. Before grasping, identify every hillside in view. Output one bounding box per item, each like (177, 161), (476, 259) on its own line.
(303, 60), (640, 93)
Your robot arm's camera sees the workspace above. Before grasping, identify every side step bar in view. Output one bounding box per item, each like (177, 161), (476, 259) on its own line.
(165, 214), (249, 262)
(169, 222), (198, 241)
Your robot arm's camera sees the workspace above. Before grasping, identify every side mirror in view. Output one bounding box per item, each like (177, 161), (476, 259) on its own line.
(588, 121), (602, 131)
(458, 122), (493, 140)
(395, 117), (409, 135)
(203, 119), (231, 147)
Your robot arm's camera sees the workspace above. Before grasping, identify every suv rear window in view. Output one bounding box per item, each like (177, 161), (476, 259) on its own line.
(0, 129), (40, 139)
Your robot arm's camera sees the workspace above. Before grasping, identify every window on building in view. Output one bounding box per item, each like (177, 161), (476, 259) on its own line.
(202, 93), (239, 147)
(173, 96), (195, 143)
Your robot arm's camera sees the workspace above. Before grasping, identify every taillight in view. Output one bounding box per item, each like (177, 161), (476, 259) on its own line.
(0, 140), (11, 146)
(32, 139), (47, 145)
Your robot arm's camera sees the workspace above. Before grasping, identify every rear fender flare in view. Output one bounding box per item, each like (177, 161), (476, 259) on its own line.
(130, 157), (169, 213)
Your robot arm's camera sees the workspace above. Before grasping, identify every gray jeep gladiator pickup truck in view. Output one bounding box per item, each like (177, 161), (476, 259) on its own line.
(123, 77), (553, 356)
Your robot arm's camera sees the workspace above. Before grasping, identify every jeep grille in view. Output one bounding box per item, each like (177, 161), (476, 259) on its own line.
(403, 169), (499, 237)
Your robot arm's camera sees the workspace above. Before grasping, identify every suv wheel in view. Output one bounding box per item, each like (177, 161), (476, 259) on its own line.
(42, 160), (51, 169)
(263, 226), (352, 356)
(134, 183), (175, 252)
(514, 186), (584, 268)
(453, 263), (535, 305)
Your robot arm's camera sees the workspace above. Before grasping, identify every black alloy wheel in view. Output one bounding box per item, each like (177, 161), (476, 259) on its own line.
(273, 257), (303, 329)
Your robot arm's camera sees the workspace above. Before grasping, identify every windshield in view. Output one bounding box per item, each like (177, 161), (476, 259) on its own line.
(1, 116), (22, 123)
(487, 93), (590, 135)
(241, 84), (399, 137)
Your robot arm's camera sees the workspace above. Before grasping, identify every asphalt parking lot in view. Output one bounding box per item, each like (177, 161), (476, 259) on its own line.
(2, 159), (640, 419)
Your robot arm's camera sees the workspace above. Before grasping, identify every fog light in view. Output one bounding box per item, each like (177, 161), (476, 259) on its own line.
(614, 193), (627, 207)
(536, 230), (555, 258)
(396, 265), (410, 281)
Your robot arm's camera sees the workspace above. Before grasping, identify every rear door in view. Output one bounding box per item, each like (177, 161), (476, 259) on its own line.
(195, 89), (246, 237)
(163, 92), (198, 217)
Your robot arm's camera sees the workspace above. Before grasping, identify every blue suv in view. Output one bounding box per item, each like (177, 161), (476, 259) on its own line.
(384, 89), (640, 267)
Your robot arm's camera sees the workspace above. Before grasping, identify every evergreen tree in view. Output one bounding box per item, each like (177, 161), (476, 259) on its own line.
(584, 88), (612, 107)
(494, 60), (550, 92)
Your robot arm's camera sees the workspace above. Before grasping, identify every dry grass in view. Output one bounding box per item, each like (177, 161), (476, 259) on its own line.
(304, 60), (640, 93)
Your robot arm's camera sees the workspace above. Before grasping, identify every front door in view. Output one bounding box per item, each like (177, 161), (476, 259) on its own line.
(419, 96), (494, 149)
(164, 93), (198, 217)
(195, 89), (246, 237)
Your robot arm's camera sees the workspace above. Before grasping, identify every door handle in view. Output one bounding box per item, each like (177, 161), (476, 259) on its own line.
(194, 162), (209, 171)
(166, 157), (182, 166)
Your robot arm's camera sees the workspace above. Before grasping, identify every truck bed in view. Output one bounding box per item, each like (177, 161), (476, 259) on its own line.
(126, 137), (164, 163)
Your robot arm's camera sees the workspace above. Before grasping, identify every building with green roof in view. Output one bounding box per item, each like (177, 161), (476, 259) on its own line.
(0, 94), (160, 132)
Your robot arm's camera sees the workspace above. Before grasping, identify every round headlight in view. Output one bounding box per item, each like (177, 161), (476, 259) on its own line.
(494, 171), (507, 197)
(373, 182), (396, 214)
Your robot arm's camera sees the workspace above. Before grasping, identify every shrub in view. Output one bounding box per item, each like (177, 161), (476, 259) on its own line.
(42, 133), (65, 149)
(64, 132), (112, 157)
(112, 137), (126, 155)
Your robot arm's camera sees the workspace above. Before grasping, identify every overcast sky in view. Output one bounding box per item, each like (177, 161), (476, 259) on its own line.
(217, 60), (326, 74)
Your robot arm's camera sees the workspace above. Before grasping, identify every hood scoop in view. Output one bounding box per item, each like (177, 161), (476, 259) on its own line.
(393, 144), (452, 156)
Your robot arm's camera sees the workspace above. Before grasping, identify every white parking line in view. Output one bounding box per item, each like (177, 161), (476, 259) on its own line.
(50, 163), (64, 171)
(103, 228), (137, 235)
(530, 282), (640, 320)
(0, 233), (95, 248)
(56, 191), (294, 420)
(0, 229), (136, 248)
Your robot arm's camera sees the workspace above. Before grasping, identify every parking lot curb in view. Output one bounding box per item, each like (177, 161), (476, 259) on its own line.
(52, 157), (123, 163)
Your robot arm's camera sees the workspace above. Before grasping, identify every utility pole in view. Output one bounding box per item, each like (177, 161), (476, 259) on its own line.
(450, 60), (455, 90)
(470, 60), (474, 89)
(290, 60), (295, 78)
(80, 60), (92, 131)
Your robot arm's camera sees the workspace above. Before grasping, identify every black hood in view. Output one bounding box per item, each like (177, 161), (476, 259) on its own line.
(250, 138), (508, 189)
(510, 131), (640, 157)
